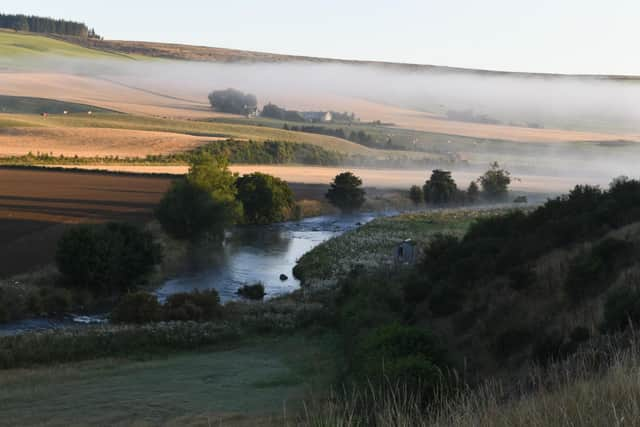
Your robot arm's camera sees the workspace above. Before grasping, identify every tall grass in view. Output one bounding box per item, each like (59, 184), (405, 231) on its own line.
(299, 332), (640, 427)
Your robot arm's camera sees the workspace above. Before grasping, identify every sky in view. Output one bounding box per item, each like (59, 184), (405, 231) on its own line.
(2, 0), (639, 75)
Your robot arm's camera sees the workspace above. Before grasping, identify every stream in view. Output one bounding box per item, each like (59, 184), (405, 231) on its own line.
(0, 211), (396, 336)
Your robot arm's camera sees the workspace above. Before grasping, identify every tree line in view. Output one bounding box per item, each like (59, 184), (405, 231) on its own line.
(0, 14), (99, 38)
(409, 162), (514, 206)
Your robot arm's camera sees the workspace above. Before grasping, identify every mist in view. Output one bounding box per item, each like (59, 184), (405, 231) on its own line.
(3, 54), (640, 188)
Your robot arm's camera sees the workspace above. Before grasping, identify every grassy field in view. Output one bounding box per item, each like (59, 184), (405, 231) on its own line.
(0, 333), (339, 426)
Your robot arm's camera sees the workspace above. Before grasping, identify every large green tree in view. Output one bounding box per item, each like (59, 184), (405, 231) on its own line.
(326, 172), (366, 213)
(236, 172), (295, 224)
(423, 169), (459, 204)
(478, 162), (511, 201)
(208, 89), (257, 115)
(156, 152), (242, 239)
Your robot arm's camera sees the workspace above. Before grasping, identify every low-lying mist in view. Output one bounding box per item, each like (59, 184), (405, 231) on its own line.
(3, 54), (640, 186)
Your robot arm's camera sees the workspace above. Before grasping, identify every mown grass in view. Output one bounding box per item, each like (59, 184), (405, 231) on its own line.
(0, 30), (134, 59)
(0, 333), (339, 426)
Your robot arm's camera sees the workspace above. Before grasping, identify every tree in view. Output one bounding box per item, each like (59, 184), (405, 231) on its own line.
(236, 172), (296, 224)
(56, 222), (162, 295)
(478, 162), (511, 201)
(208, 89), (257, 115)
(326, 172), (366, 213)
(13, 16), (29, 32)
(467, 181), (480, 203)
(409, 185), (424, 206)
(156, 152), (242, 239)
(423, 169), (458, 204)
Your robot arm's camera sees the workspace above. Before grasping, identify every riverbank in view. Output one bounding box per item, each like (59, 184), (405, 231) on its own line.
(294, 207), (515, 289)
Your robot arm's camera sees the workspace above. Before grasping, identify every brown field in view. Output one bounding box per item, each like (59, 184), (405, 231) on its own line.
(0, 168), (329, 277)
(0, 168), (172, 277)
(0, 127), (220, 157)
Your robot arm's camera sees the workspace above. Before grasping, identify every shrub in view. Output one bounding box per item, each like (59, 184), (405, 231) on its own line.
(408, 185), (424, 206)
(236, 283), (266, 300)
(236, 173), (295, 224)
(39, 287), (73, 314)
(565, 238), (635, 301)
(602, 287), (640, 332)
(494, 327), (534, 359)
(326, 172), (366, 213)
(56, 222), (162, 295)
(508, 265), (536, 290)
(164, 290), (222, 322)
(111, 292), (163, 324)
(356, 323), (447, 388)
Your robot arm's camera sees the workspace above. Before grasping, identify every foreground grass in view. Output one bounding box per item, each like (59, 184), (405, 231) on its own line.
(294, 207), (512, 288)
(0, 333), (339, 426)
(301, 333), (640, 427)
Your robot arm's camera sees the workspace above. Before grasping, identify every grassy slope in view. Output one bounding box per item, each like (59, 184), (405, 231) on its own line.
(0, 113), (432, 158)
(0, 30), (136, 59)
(0, 334), (339, 426)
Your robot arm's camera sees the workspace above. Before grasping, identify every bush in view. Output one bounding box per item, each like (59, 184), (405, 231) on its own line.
(356, 323), (447, 388)
(326, 172), (366, 213)
(602, 287), (640, 332)
(494, 327), (535, 359)
(236, 283), (266, 300)
(164, 290), (222, 322)
(408, 185), (424, 206)
(565, 238), (636, 301)
(236, 173), (295, 224)
(112, 292), (163, 324)
(56, 222), (162, 295)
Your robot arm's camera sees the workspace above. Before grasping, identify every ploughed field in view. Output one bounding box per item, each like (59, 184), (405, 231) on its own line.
(0, 168), (171, 277)
(0, 167), (331, 277)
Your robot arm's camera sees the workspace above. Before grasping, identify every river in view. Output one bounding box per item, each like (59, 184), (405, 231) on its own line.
(0, 211), (395, 336)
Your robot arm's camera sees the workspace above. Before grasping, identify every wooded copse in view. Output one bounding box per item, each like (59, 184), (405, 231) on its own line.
(0, 14), (99, 38)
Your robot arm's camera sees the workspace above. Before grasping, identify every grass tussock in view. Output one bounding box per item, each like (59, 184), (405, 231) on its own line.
(299, 332), (640, 427)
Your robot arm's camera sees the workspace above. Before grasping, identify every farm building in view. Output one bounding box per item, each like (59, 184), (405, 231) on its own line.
(302, 111), (332, 123)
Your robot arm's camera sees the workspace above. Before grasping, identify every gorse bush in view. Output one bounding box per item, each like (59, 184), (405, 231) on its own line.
(56, 222), (162, 295)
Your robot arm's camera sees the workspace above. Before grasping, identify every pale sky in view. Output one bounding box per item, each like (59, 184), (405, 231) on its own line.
(3, 0), (638, 75)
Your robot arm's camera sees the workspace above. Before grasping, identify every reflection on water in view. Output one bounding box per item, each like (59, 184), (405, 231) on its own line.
(156, 212), (390, 302)
(0, 211), (396, 335)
